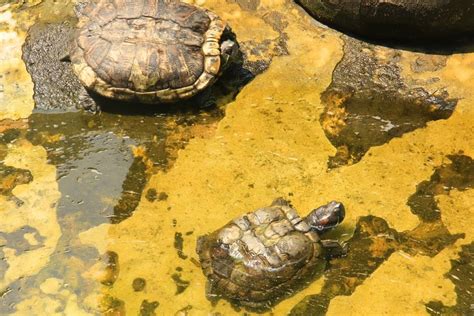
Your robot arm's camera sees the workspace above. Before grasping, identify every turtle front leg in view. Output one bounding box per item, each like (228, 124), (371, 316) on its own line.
(59, 52), (71, 62)
(321, 239), (348, 259)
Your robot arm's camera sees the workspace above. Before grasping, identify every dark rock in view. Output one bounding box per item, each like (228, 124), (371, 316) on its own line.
(297, 0), (474, 41)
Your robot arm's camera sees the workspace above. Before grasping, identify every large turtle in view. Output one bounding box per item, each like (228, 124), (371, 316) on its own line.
(196, 198), (346, 308)
(68, 0), (240, 104)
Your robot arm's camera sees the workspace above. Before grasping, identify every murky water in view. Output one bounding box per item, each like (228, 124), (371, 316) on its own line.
(0, 0), (473, 315)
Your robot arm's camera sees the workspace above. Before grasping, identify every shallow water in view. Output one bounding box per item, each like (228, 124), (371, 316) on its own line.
(0, 0), (473, 315)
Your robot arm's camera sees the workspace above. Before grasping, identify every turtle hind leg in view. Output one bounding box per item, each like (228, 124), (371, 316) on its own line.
(193, 88), (217, 109)
(321, 239), (348, 259)
(78, 87), (100, 113)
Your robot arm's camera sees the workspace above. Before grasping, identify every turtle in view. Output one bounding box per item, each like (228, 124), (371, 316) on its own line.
(66, 0), (240, 105)
(297, 0), (474, 41)
(196, 198), (347, 309)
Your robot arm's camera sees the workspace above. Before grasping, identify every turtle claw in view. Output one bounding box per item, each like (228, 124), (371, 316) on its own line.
(321, 239), (348, 259)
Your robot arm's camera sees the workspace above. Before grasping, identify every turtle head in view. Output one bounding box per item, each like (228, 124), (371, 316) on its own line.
(305, 201), (345, 233)
(220, 38), (241, 70)
(220, 26), (242, 70)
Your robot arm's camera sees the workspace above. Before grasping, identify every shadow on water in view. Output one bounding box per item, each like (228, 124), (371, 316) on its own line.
(289, 154), (473, 315)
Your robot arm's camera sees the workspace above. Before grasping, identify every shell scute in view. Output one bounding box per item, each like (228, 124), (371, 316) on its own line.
(253, 207), (283, 225)
(141, 0), (159, 17)
(169, 3), (211, 33)
(233, 216), (251, 231)
(105, 42), (135, 88)
(114, 0), (143, 19)
(95, 1), (117, 25)
(270, 219), (294, 237)
(84, 38), (111, 70)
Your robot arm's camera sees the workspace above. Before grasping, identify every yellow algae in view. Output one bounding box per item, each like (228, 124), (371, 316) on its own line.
(436, 54), (474, 94)
(16, 291), (92, 316)
(79, 223), (112, 255)
(326, 250), (457, 316)
(15, 295), (63, 315)
(0, 139), (61, 291)
(438, 189), (474, 243)
(62, 294), (94, 316)
(0, 0), (76, 121)
(39, 278), (63, 295)
(0, 10), (34, 120)
(187, 0), (279, 44)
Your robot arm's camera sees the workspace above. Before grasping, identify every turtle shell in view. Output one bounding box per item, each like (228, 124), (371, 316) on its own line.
(70, 0), (227, 103)
(196, 199), (325, 308)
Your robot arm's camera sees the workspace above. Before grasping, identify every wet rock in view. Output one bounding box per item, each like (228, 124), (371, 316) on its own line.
(157, 192), (169, 201)
(171, 270), (190, 295)
(401, 155), (473, 257)
(411, 56), (448, 73)
(297, 0), (474, 41)
(132, 278), (146, 292)
(229, 0), (289, 76)
(98, 294), (126, 315)
(146, 189), (169, 202)
(289, 214), (459, 315)
(320, 37), (457, 168)
(111, 157), (148, 224)
(139, 299), (159, 316)
(0, 226), (45, 256)
(145, 189), (158, 202)
(175, 304), (193, 316)
(408, 155), (474, 222)
(0, 226), (45, 280)
(22, 21), (97, 112)
(289, 215), (399, 315)
(174, 232), (187, 260)
(83, 251), (120, 286)
(231, 0), (260, 11)
(426, 242), (474, 315)
(0, 164), (33, 206)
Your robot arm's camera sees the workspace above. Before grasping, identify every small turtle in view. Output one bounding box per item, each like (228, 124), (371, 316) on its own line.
(67, 0), (240, 104)
(196, 198), (346, 308)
